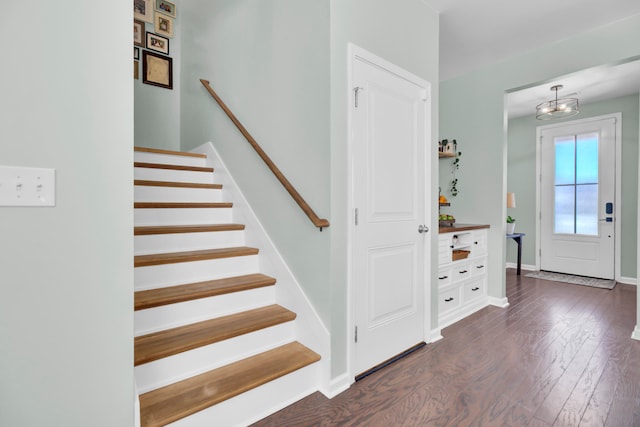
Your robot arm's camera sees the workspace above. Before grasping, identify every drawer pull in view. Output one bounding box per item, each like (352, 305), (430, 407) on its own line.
(471, 287), (480, 291)
(474, 241), (478, 245)
(444, 297), (454, 302)
(450, 245), (454, 249)
(476, 265), (484, 269)
(439, 275), (448, 280)
(459, 270), (468, 274)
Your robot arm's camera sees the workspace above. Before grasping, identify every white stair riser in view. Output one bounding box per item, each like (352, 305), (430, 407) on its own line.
(166, 362), (319, 427)
(135, 324), (296, 394)
(134, 208), (233, 226)
(134, 152), (206, 168)
(135, 286), (276, 336)
(134, 230), (245, 255)
(135, 255), (260, 290)
(135, 167), (214, 184)
(134, 186), (222, 203)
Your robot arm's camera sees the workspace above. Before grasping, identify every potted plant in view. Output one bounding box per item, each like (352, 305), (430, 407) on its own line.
(506, 216), (516, 234)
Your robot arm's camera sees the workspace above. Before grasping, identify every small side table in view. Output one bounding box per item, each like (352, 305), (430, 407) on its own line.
(507, 233), (526, 275)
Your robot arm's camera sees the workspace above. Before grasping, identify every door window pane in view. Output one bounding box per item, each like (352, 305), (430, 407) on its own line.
(576, 132), (598, 184)
(576, 184), (598, 235)
(554, 185), (575, 234)
(555, 136), (575, 185)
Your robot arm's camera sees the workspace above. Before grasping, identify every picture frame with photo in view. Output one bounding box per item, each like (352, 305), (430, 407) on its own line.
(134, 0), (153, 23)
(154, 12), (174, 38)
(134, 60), (139, 80)
(142, 50), (173, 90)
(134, 47), (140, 60)
(134, 19), (145, 47)
(146, 32), (169, 55)
(155, 0), (176, 18)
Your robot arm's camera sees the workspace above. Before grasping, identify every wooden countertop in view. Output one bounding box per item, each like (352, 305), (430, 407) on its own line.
(439, 223), (490, 233)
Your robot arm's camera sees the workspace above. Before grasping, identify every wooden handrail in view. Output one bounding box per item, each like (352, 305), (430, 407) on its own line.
(200, 79), (330, 231)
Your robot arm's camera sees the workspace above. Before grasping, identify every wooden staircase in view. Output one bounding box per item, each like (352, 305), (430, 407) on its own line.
(134, 146), (320, 427)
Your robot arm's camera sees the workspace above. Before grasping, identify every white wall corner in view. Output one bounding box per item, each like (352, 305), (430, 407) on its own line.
(488, 296), (510, 308)
(191, 142), (331, 390)
(632, 325), (640, 341)
(617, 276), (637, 286)
(506, 262), (537, 272)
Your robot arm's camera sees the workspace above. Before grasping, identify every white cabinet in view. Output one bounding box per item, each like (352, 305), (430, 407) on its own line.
(438, 227), (489, 328)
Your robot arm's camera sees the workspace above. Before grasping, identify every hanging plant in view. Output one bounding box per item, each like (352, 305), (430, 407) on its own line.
(450, 149), (462, 197)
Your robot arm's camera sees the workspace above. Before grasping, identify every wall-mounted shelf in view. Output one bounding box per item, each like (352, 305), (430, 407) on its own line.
(439, 152), (456, 158)
(439, 202), (450, 207)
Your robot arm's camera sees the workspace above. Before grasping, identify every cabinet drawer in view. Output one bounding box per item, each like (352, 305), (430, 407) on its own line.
(438, 239), (452, 265)
(463, 279), (484, 303)
(452, 262), (472, 282)
(437, 267), (452, 287)
(471, 259), (487, 277)
(471, 231), (487, 257)
(439, 287), (461, 314)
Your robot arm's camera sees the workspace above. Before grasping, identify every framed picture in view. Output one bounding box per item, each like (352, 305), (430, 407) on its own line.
(134, 0), (153, 23)
(146, 32), (169, 55)
(134, 47), (140, 60)
(134, 19), (145, 47)
(134, 61), (139, 80)
(154, 12), (174, 38)
(142, 50), (172, 90)
(155, 0), (176, 18)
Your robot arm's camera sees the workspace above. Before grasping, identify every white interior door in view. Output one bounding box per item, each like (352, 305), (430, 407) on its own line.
(539, 116), (617, 279)
(351, 49), (430, 377)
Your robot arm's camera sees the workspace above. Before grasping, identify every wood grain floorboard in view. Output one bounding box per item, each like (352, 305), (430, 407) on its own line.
(252, 269), (639, 426)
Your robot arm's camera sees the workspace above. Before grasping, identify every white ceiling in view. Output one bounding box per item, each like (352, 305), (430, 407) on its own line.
(422, 0), (640, 118)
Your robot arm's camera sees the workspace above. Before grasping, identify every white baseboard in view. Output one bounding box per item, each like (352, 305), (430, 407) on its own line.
(632, 326), (640, 341)
(488, 296), (509, 308)
(505, 262), (537, 272)
(617, 276), (637, 286)
(321, 373), (350, 398)
(428, 328), (443, 343)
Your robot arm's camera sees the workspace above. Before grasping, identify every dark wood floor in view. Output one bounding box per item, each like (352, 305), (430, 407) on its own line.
(253, 269), (640, 426)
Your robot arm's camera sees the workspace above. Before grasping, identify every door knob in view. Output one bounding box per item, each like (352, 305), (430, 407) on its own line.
(418, 224), (429, 233)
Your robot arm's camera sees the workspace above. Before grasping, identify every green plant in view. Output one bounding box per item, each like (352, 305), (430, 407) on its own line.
(507, 216), (516, 223)
(450, 149), (462, 197)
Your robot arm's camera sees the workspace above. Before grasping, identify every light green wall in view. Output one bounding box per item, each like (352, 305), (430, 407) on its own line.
(179, 0), (332, 325)
(1, 2), (133, 426)
(134, 11), (181, 150)
(440, 14), (640, 301)
(329, 0), (439, 376)
(507, 94), (639, 278)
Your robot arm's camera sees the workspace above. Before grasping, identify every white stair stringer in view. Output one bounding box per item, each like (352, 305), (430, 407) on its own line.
(135, 167), (215, 184)
(134, 286), (276, 336)
(191, 142), (332, 396)
(134, 229), (245, 255)
(136, 321), (296, 394)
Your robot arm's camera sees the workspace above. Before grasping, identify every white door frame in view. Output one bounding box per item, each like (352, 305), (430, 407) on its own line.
(535, 113), (622, 279)
(346, 43), (432, 381)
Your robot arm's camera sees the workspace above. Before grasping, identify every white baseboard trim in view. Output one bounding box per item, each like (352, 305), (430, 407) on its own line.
(321, 373), (350, 399)
(428, 328), (443, 343)
(488, 296), (509, 308)
(632, 326), (640, 341)
(506, 262), (537, 272)
(617, 276), (637, 286)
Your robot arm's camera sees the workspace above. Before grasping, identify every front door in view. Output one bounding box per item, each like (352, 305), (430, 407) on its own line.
(539, 116), (617, 279)
(350, 47), (430, 377)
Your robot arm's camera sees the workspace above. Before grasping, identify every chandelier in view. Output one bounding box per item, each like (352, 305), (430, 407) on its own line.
(535, 85), (579, 120)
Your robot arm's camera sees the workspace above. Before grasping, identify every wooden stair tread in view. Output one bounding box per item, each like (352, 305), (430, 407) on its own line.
(135, 305), (297, 366)
(134, 202), (232, 209)
(134, 162), (214, 173)
(134, 223), (245, 236)
(139, 342), (320, 427)
(134, 180), (222, 189)
(135, 246), (258, 267)
(135, 273), (276, 310)
(135, 146), (206, 158)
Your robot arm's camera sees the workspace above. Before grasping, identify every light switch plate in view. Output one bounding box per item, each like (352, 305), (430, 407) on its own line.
(0, 166), (56, 206)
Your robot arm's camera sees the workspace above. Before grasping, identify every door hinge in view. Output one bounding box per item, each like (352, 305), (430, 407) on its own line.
(354, 87), (364, 108)
(354, 208), (359, 226)
(355, 326), (358, 343)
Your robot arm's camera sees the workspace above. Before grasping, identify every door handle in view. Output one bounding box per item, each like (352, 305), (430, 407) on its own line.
(418, 224), (429, 233)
